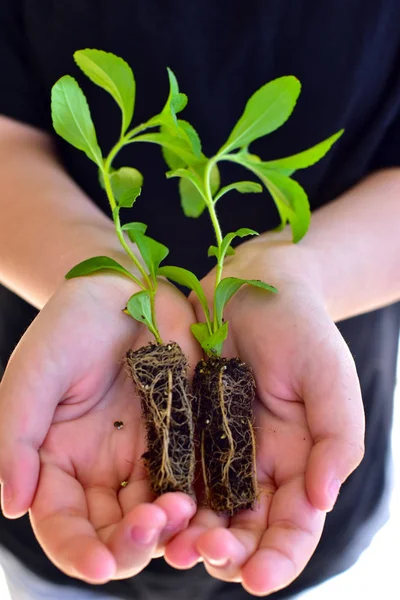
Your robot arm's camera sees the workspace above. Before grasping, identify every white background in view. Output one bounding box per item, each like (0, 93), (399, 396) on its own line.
(1, 350), (399, 599)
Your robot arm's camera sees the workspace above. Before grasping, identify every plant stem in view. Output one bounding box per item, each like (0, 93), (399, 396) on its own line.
(203, 158), (225, 332)
(102, 153), (162, 344)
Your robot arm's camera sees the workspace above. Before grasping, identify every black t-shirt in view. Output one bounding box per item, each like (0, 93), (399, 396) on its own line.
(0, 1), (399, 599)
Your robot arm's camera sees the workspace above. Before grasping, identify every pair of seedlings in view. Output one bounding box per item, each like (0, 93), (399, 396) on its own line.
(52, 50), (342, 515)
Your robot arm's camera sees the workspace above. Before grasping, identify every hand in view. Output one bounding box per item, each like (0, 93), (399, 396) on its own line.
(0, 274), (200, 583)
(165, 234), (365, 596)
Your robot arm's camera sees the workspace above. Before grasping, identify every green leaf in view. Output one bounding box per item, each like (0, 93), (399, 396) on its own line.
(262, 130), (344, 176)
(166, 167), (206, 217)
(202, 322), (229, 354)
(177, 120), (202, 157)
(121, 221), (147, 242)
(125, 290), (156, 334)
(208, 245), (235, 259)
(109, 167), (143, 208)
(179, 177), (206, 217)
(158, 266), (210, 321)
(74, 49), (135, 134)
(221, 76), (301, 153)
(65, 256), (134, 281)
(130, 234), (169, 280)
(214, 181), (263, 203)
(167, 161), (220, 218)
(215, 277), (277, 326)
(162, 68), (188, 124)
(132, 132), (199, 166)
(220, 228), (259, 262)
(51, 75), (102, 166)
(257, 168), (311, 242)
(190, 322), (212, 346)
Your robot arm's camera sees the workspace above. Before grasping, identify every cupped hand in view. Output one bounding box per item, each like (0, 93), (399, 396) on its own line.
(0, 274), (201, 583)
(165, 234), (365, 596)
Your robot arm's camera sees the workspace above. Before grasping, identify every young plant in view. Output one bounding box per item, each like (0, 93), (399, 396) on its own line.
(157, 76), (343, 514)
(50, 49), (202, 497)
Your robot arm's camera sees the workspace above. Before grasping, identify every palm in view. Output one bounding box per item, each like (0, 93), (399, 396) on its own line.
(0, 276), (199, 583)
(166, 270), (363, 596)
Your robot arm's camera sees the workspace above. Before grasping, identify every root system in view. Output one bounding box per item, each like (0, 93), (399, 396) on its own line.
(125, 342), (195, 496)
(193, 356), (258, 516)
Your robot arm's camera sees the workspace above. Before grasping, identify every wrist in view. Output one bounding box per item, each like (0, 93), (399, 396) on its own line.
(233, 227), (326, 307)
(40, 220), (143, 309)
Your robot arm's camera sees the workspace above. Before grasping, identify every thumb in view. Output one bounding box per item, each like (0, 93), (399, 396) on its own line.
(0, 316), (64, 519)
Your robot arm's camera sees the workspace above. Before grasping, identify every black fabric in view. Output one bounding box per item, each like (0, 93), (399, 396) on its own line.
(0, 1), (399, 598)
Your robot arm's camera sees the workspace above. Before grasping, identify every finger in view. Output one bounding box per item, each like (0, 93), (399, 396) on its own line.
(303, 335), (365, 510)
(154, 492), (197, 556)
(241, 475), (325, 596)
(0, 329), (63, 518)
(101, 503), (167, 579)
(195, 484), (275, 582)
(30, 463), (116, 584)
(164, 507), (229, 569)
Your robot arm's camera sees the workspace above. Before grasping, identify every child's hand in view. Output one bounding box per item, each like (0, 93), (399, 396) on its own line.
(166, 235), (365, 595)
(0, 274), (200, 583)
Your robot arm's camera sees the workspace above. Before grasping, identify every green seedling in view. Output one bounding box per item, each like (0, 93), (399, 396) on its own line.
(155, 73), (343, 514)
(50, 49), (201, 497)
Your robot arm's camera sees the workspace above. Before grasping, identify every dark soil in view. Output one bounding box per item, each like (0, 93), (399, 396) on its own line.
(193, 356), (258, 516)
(125, 342), (195, 496)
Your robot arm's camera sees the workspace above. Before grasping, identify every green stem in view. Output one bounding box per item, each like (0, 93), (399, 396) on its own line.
(102, 152), (162, 344)
(203, 158), (225, 332)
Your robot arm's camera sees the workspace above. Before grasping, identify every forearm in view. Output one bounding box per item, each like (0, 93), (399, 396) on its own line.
(0, 117), (128, 309)
(304, 168), (400, 321)
(243, 168), (400, 322)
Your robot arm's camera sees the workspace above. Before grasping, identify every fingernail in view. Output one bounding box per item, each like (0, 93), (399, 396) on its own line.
(131, 526), (158, 545)
(328, 478), (341, 509)
(1, 482), (13, 513)
(205, 556), (229, 568)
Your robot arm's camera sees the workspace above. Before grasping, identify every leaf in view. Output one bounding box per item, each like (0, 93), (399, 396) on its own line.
(202, 322), (229, 354)
(208, 245), (235, 258)
(65, 256), (134, 281)
(256, 168), (311, 242)
(125, 290), (156, 333)
(110, 167), (143, 207)
(221, 76), (301, 153)
(158, 266), (210, 320)
(162, 68), (188, 124)
(74, 49), (135, 134)
(159, 119), (202, 170)
(190, 322), (211, 346)
(51, 75), (102, 166)
(262, 130), (344, 176)
(177, 120), (202, 157)
(132, 132), (199, 166)
(220, 228), (259, 262)
(130, 234), (169, 280)
(121, 221), (147, 242)
(166, 167), (206, 217)
(214, 181), (263, 203)
(215, 277), (277, 326)
(167, 161), (220, 218)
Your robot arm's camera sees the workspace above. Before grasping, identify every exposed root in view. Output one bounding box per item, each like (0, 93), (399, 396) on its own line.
(125, 343), (195, 496)
(193, 356), (258, 515)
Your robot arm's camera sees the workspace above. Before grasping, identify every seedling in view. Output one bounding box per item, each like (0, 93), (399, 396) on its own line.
(157, 76), (343, 514)
(50, 49), (203, 496)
